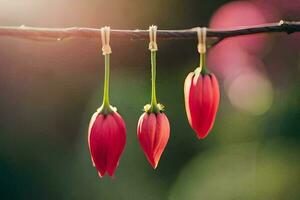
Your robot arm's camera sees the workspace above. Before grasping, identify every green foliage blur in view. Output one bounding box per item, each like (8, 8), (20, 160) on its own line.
(0, 0), (299, 199)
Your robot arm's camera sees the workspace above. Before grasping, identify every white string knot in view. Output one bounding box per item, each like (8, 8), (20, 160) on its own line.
(149, 25), (158, 51)
(101, 26), (112, 55)
(197, 27), (207, 54)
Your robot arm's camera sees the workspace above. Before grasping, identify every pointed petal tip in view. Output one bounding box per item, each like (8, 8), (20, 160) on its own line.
(196, 132), (209, 140)
(98, 171), (104, 178)
(107, 168), (117, 178)
(97, 171), (117, 179)
(192, 126), (210, 139)
(150, 160), (159, 169)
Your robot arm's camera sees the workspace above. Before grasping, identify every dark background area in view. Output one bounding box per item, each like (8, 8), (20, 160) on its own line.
(0, 0), (299, 199)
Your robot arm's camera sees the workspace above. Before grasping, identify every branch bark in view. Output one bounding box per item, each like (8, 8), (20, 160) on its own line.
(0, 20), (299, 42)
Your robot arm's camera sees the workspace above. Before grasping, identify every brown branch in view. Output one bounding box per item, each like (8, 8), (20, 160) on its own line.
(0, 20), (299, 42)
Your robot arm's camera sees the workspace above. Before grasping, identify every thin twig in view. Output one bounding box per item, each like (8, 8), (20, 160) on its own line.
(0, 20), (299, 42)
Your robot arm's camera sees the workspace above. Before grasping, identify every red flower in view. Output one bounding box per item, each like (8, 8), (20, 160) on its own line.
(184, 71), (220, 139)
(138, 28), (170, 169)
(88, 110), (126, 177)
(137, 112), (170, 169)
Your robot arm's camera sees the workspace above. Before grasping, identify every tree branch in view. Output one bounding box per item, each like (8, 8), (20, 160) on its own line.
(0, 20), (299, 42)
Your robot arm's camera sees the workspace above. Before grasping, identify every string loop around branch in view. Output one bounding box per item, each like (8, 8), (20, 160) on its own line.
(149, 25), (158, 51)
(101, 26), (112, 55)
(197, 27), (207, 54)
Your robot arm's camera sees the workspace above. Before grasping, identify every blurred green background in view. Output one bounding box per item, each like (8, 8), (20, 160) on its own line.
(0, 0), (299, 199)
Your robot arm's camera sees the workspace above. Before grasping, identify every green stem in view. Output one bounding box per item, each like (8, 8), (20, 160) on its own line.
(199, 53), (205, 71)
(100, 54), (113, 114)
(103, 54), (110, 107)
(150, 51), (159, 113)
(198, 52), (208, 75)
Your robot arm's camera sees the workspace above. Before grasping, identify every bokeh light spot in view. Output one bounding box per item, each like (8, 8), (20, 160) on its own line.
(227, 72), (273, 115)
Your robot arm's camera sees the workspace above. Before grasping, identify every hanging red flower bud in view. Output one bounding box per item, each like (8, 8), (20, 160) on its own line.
(184, 69), (220, 139)
(137, 111), (170, 169)
(137, 25), (170, 169)
(88, 26), (126, 178)
(184, 27), (220, 139)
(88, 110), (126, 177)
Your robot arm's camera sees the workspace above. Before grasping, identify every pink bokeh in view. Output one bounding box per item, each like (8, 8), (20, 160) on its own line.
(208, 1), (275, 114)
(209, 1), (267, 54)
